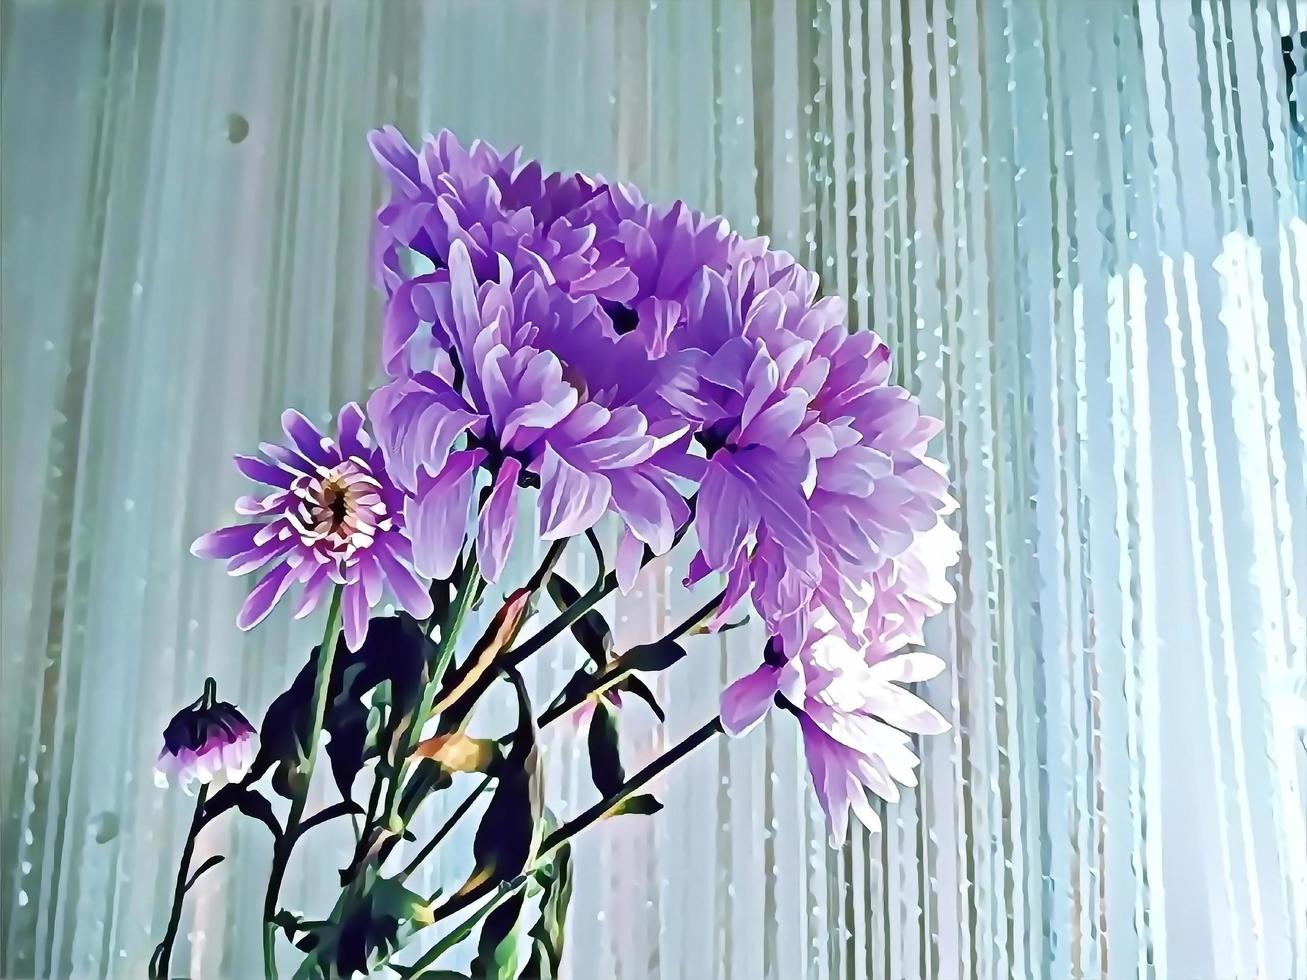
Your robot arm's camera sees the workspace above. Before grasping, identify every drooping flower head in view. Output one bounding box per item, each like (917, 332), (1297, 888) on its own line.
(368, 239), (694, 586)
(190, 403), (433, 650)
(720, 626), (949, 843)
(154, 678), (256, 794)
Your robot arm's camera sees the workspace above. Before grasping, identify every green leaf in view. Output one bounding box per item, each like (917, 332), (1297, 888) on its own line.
(329, 876), (433, 977)
(465, 672), (543, 896)
(183, 854), (224, 891)
(606, 793), (664, 818)
(585, 700), (624, 797)
(617, 637), (687, 674)
(618, 674), (665, 722)
(524, 844), (573, 980)
(470, 888), (527, 980)
(546, 573), (613, 666)
(249, 615), (434, 800)
(199, 784), (282, 839)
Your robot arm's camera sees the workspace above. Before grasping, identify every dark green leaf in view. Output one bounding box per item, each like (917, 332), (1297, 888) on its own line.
(183, 854), (224, 891)
(607, 793), (664, 818)
(331, 876), (433, 977)
(547, 573), (613, 666)
(585, 700), (624, 797)
(618, 674), (665, 722)
(249, 615), (434, 800)
(466, 673), (542, 896)
(296, 801), (364, 840)
(619, 638), (687, 674)
(470, 889), (527, 980)
(200, 784), (282, 839)
(524, 844), (573, 980)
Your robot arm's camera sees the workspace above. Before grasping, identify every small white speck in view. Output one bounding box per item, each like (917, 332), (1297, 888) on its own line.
(18, 890), (28, 907)
(124, 499), (135, 512)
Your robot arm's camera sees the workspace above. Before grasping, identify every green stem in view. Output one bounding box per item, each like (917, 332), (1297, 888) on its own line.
(398, 771), (494, 882)
(261, 585), (343, 980)
(401, 714), (724, 979)
(534, 588), (727, 730)
(149, 783), (209, 979)
(379, 553), (480, 835)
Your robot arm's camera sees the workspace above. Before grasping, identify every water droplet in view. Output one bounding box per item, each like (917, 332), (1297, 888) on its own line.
(225, 112), (249, 144)
(91, 811), (120, 843)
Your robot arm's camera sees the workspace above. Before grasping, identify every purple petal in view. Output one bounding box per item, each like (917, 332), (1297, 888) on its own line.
(477, 457), (521, 584)
(226, 534), (295, 577)
(234, 455), (293, 489)
(342, 579), (370, 652)
(191, 523), (262, 559)
(406, 449), (484, 579)
(719, 664), (782, 737)
(280, 410), (333, 467)
(538, 447), (611, 539)
(293, 563), (334, 619)
(374, 540), (434, 619)
(336, 402), (370, 458)
(615, 529), (644, 594)
(695, 456), (756, 570)
(237, 561), (298, 631)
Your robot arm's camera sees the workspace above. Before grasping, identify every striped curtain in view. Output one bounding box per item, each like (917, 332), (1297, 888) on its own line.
(2, 1), (1303, 977)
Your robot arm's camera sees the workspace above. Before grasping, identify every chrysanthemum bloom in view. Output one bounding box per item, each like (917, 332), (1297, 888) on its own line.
(368, 239), (693, 585)
(368, 126), (629, 307)
(648, 246), (957, 653)
(719, 629), (949, 843)
(190, 403), (433, 650)
(153, 678), (256, 794)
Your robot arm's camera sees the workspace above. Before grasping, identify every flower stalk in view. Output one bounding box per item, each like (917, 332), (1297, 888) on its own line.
(261, 584), (343, 980)
(398, 715), (724, 977)
(148, 783), (210, 980)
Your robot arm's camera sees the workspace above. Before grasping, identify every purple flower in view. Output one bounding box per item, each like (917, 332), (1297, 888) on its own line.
(719, 629), (949, 843)
(367, 239), (693, 585)
(153, 678), (256, 793)
(645, 248), (957, 653)
(190, 403), (433, 650)
(368, 127), (629, 311)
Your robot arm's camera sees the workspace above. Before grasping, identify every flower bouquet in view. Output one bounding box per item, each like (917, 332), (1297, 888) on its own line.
(149, 127), (959, 979)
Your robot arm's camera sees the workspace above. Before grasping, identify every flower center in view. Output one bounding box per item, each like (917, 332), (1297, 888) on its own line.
(288, 460), (387, 556)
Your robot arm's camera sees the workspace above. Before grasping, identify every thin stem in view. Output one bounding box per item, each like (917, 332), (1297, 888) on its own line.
(261, 585), (343, 980)
(398, 771), (494, 881)
(540, 716), (723, 859)
(149, 783), (210, 979)
(535, 587), (727, 730)
(379, 552), (480, 837)
(502, 517), (691, 671)
(423, 715), (723, 930)
(399, 875), (528, 978)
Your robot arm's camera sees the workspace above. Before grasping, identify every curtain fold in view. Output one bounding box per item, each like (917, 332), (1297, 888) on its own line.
(2, 1), (1303, 977)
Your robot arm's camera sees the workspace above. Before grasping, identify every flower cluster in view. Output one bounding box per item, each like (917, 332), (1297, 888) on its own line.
(185, 127), (959, 842)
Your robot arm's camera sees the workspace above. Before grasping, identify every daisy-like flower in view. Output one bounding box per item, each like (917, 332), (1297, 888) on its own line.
(190, 403), (433, 650)
(719, 628), (950, 843)
(368, 239), (692, 586)
(153, 678), (256, 794)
